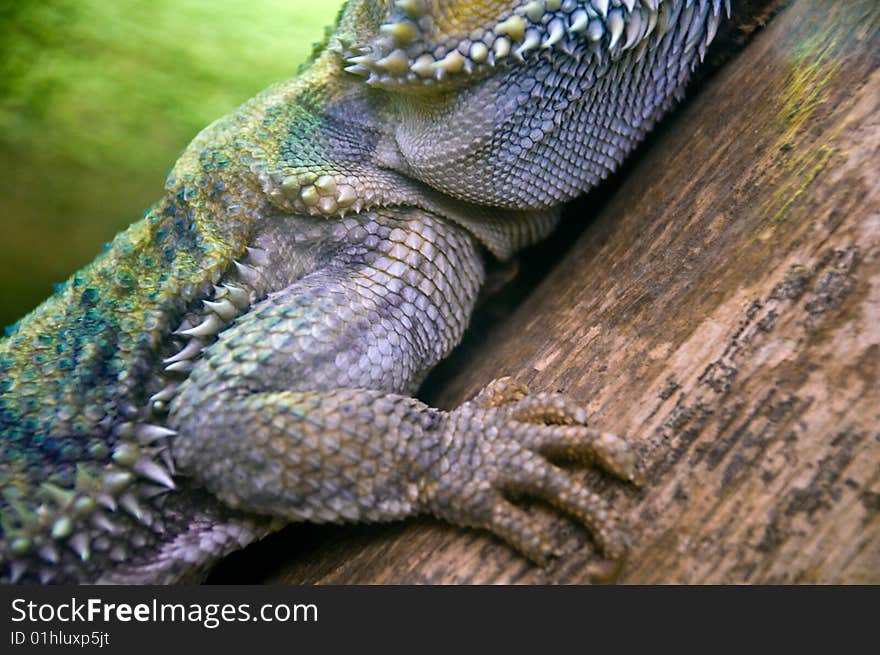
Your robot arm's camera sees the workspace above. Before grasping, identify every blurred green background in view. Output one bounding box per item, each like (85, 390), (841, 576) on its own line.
(0, 0), (340, 328)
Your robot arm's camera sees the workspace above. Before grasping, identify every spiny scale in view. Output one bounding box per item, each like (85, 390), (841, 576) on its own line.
(341, 0), (725, 88)
(0, 248), (263, 583)
(0, 450), (164, 581)
(152, 255), (260, 415)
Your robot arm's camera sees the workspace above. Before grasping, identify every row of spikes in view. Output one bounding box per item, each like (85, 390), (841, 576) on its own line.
(341, 0), (668, 84)
(1, 248), (267, 582)
(1, 431), (174, 583)
(148, 247), (264, 415)
(340, 0), (723, 88)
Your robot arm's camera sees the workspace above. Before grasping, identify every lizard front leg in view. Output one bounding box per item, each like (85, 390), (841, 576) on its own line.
(168, 208), (637, 564)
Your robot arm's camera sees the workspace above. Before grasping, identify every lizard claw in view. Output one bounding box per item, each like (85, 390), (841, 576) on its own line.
(471, 376), (530, 408)
(424, 381), (639, 567)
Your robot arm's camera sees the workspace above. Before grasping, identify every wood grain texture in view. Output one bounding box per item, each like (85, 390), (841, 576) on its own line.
(212, 0), (880, 584)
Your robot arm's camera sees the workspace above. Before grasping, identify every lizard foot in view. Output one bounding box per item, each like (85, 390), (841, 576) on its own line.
(425, 378), (639, 567)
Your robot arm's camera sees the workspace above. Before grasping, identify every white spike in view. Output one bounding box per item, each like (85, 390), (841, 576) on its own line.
(163, 339), (204, 364)
(607, 10), (624, 49)
(120, 493), (146, 522)
(364, 73), (383, 87)
(203, 298), (238, 321)
(592, 0), (609, 19)
(344, 64), (370, 77)
(9, 561), (27, 584)
(622, 0), (636, 12)
(102, 470), (134, 493)
(410, 54), (434, 77)
(569, 10), (589, 33)
(51, 517), (73, 539)
(431, 50), (465, 74)
(164, 360), (194, 374)
(376, 49), (411, 76)
(515, 30), (541, 59)
(222, 284), (250, 310)
(69, 533), (91, 561)
(706, 12), (721, 46)
(493, 37), (511, 60)
(96, 493), (117, 511)
(178, 313), (225, 338)
(149, 385), (179, 405)
(134, 458), (176, 490)
(623, 9), (644, 49)
(135, 423), (177, 444)
(233, 260), (262, 286)
(543, 19), (565, 48)
(347, 54), (374, 68)
(646, 9), (659, 37)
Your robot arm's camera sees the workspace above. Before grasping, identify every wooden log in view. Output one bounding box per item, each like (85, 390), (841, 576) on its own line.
(210, 0), (880, 584)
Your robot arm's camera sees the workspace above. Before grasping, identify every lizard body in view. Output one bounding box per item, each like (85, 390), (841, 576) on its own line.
(0, 0), (725, 583)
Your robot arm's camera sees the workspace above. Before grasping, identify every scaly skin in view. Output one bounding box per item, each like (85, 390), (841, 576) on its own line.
(0, 0), (725, 583)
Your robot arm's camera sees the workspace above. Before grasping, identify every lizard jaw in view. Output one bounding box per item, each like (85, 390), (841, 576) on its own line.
(339, 0), (695, 90)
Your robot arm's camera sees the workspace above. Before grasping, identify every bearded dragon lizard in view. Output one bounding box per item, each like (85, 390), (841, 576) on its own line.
(0, 0), (727, 583)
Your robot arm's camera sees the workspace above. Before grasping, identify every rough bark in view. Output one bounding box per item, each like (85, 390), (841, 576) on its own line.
(212, 0), (880, 584)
